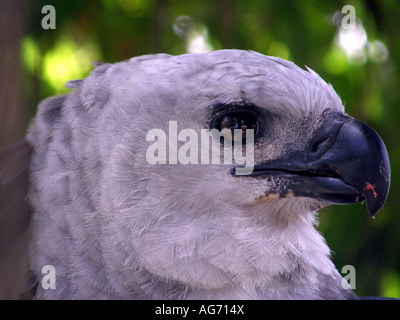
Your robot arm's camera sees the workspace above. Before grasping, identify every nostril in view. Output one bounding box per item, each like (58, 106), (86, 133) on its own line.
(311, 137), (330, 153)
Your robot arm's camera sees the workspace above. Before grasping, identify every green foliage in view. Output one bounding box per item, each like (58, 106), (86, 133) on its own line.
(21, 0), (400, 297)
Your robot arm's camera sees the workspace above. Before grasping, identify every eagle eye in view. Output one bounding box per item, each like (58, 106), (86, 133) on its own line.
(217, 112), (259, 142)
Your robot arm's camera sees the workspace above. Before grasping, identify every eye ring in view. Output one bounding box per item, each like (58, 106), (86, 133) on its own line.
(216, 112), (259, 142)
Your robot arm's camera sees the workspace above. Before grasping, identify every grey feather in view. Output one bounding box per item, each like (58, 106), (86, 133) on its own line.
(65, 80), (83, 89)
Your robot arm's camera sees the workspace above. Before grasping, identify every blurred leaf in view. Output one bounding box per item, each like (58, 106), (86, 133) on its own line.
(381, 270), (400, 298)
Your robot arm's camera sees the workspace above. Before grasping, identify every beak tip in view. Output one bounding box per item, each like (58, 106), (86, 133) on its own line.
(364, 181), (390, 218)
(343, 119), (391, 218)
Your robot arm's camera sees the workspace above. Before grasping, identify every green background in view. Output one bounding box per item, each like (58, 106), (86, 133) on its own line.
(1, 0), (399, 298)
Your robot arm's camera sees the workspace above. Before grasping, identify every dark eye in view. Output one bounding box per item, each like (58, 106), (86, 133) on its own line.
(217, 112), (259, 142)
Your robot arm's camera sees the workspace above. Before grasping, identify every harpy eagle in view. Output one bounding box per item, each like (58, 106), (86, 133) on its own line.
(0, 49), (390, 299)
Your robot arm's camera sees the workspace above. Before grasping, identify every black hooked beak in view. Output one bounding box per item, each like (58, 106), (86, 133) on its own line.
(237, 110), (391, 217)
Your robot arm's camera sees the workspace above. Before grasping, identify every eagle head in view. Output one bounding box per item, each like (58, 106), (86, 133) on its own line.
(27, 49), (390, 299)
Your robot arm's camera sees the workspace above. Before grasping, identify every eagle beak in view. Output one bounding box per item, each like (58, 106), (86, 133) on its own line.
(241, 110), (391, 217)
